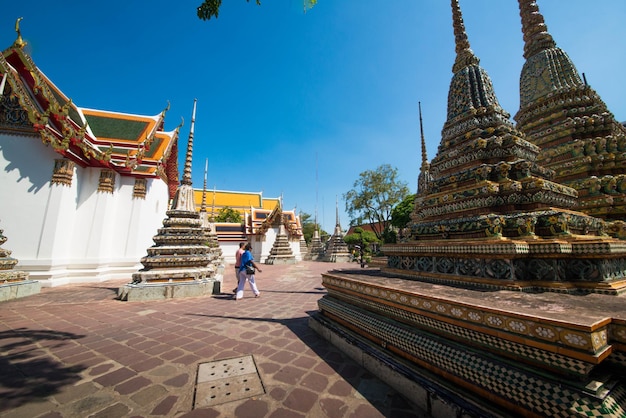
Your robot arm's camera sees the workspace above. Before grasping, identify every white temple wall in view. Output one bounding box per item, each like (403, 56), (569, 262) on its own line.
(220, 241), (242, 264)
(0, 133), (170, 286)
(289, 240), (302, 261)
(259, 228), (277, 263)
(0, 134), (60, 263)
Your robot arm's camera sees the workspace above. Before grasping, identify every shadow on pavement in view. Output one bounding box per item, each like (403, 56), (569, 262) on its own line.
(187, 312), (420, 416)
(0, 328), (86, 412)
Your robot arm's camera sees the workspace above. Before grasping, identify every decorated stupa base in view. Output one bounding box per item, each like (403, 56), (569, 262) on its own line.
(312, 268), (626, 417)
(118, 267), (219, 302)
(384, 234), (626, 295)
(0, 227), (41, 302)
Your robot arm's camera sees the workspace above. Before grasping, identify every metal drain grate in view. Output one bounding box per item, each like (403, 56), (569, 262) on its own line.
(194, 355), (265, 408)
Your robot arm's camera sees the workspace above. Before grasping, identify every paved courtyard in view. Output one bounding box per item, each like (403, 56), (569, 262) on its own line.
(0, 261), (427, 417)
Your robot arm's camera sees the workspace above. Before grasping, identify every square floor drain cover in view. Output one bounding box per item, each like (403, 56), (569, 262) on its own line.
(194, 355), (265, 408)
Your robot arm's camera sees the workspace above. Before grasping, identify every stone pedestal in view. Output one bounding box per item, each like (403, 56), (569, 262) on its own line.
(118, 276), (219, 302)
(0, 226), (40, 302)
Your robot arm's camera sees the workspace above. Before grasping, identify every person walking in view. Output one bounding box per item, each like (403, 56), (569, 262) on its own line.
(233, 242), (245, 293)
(236, 242), (262, 301)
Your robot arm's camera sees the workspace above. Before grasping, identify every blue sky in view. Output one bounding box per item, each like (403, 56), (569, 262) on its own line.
(2, 1), (625, 233)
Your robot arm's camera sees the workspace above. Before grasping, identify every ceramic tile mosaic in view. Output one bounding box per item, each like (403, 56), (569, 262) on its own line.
(319, 296), (626, 417)
(322, 273), (612, 357)
(326, 289), (594, 376)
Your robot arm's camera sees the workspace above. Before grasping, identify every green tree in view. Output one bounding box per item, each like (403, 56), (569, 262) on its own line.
(391, 193), (416, 230)
(300, 211), (327, 243)
(344, 227), (379, 267)
(215, 206), (242, 223)
(197, 0), (316, 20)
(343, 164), (410, 242)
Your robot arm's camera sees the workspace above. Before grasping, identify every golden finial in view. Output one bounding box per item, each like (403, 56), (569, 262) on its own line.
(175, 116), (184, 132)
(13, 17), (26, 49)
(161, 100), (171, 118)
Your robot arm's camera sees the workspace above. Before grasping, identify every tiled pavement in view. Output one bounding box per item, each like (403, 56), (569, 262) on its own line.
(0, 261), (427, 417)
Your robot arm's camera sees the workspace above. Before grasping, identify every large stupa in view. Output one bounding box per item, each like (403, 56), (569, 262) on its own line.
(310, 1), (626, 416)
(515, 0), (626, 229)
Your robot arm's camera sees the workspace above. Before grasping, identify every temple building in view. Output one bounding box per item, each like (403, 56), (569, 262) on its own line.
(311, 1), (626, 416)
(0, 26), (179, 287)
(244, 201), (305, 263)
(190, 188), (306, 263)
(0, 22), (308, 288)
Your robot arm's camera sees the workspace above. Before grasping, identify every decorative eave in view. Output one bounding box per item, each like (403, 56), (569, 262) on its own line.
(249, 203), (302, 238)
(1, 40), (177, 179)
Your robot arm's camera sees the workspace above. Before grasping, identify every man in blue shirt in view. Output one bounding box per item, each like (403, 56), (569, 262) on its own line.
(236, 243), (262, 300)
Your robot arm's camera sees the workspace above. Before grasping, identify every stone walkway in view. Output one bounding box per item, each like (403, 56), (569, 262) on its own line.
(0, 261), (427, 417)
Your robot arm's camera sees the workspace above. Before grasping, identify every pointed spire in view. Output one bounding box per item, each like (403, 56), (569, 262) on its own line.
(519, 0), (556, 59)
(451, 0), (479, 73)
(417, 102), (431, 195)
(335, 195), (340, 227)
(200, 158), (208, 213)
(181, 99), (197, 186)
(419, 102), (428, 168)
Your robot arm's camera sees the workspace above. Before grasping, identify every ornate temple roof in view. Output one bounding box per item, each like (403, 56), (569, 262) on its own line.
(246, 202), (302, 238)
(0, 24), (179, 181)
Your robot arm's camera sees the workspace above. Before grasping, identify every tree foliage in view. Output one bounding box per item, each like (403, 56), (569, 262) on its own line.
(197, 0), (316, 20)
(391, 193), (416, 230)
(344, 227), (379, 267)
(343, 164), (410, 241)
(300, 211), (326, 244)
(197, 0), (260, 20)
(214, 206), (242, 223)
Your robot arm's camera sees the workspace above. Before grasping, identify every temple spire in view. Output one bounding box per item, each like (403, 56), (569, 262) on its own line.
(419, 102), (427, 168)
(182, 98), (197, 186)
(451, 0), (479, 73)
(417, 102), (431, 195)
(200, 158), (208, 213)
(519, 0), (556, 59)
(335, 196), (340, 228)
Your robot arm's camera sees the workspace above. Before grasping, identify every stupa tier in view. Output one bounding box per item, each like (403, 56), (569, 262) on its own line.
(265, 224), (296, 265)
(135, 209), (212, 273)
(515, 0), (626, 225)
